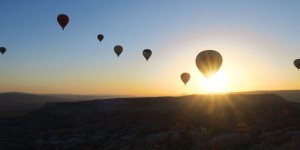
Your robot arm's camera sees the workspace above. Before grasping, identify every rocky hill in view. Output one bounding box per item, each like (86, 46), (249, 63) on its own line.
(0, 92), (132, 118)
(233, 90), (300, 103)
(1, 94), (300, 149)
(0, 92), (77, 118)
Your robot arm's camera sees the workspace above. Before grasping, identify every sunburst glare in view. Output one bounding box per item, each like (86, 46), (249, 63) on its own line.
(200, 71), (229, 93)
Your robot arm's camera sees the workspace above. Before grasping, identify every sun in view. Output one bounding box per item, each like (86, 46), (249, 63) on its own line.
(200, 71), (229, 93)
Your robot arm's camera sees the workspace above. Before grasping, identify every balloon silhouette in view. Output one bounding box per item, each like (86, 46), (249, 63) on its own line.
(97, 34), (104, 42)
(143, 49), (152, 61)
(181, 72), (190, 86)
(0, 47), (6, 55)
(294, 59), (300, 70)
(57, 14), (69, 30)
(114, 45), (123, 57)
(196, 50), (222, 79)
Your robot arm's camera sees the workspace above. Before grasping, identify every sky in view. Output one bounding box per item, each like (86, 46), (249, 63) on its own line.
(1, 0), (300, 96)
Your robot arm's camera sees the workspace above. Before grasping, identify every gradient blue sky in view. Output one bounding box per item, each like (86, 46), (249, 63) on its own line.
(0, 1), (300, 96)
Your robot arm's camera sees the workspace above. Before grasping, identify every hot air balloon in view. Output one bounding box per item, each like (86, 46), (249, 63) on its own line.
(143, 49), (152, 61)
(114, 45), (123, 57)
(181, 72), (190, 86)
(97, 34), (104, 42)
(236, 122), (248, 136)
(195, 50), (222, 79)
(57, 14), (69, 30)
(294, 59), (300, 70)
(0, 47), (6, 55)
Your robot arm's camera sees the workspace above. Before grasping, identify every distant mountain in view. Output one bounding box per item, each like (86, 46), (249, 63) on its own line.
(231, 90), (300, 102)
(45, 94), (133, 100)
(1, 94), (300, 149)
(1, 90), (300, 118)
(0, 92), (76, 118)
(0, 92), (131, 118)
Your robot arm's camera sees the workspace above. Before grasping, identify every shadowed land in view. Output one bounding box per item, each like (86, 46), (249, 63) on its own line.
(0, 92), (131, 118)
(2, 90), (300, 118)
(1, 93), (300, 149)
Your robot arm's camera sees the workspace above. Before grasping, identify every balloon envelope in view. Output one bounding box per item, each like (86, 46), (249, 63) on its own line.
(294, 59), (300, 70)
(97, 34), (104, 42)
(114, 45), (123, 57)
(181, 72), (190, 85)
(0, 47), (6, 55)
(57, 14), (69, 30)
(195, 50), (222, 79)
(143, 49), (152, 61)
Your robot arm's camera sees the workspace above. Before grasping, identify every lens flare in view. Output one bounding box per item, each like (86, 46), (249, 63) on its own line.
(201, 71), (229, 93)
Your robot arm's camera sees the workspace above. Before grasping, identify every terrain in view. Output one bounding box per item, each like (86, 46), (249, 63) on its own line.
(233, 90), (300, 103)
(0, 92), (75, 118)
(0, 92), (129, 118)
(1, 90), (300, 118)
(1, 94), (300, 149)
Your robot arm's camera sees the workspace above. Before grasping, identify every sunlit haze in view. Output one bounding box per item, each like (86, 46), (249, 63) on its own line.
(1, 1), (300, 96)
